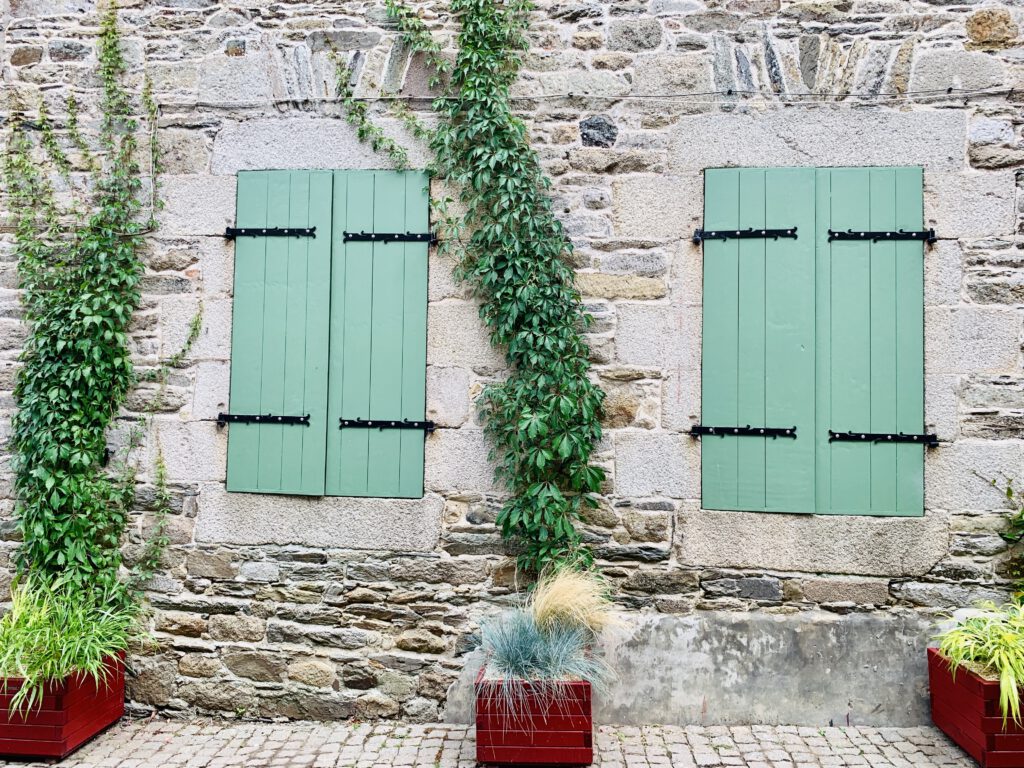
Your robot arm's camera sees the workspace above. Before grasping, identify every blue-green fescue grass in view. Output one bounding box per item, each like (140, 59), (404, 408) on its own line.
(478, 608), (612, 725)
(0, 576), (141, 714)
(937, 601), (1024, 726)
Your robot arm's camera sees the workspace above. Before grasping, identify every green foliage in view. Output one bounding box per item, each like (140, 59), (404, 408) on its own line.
(356, 0), (606, 572)
(937, 602), (1024, 725)
(0, 575), (139, 714)
(3, 2), (156, 597)
(331, 55), (411, 170)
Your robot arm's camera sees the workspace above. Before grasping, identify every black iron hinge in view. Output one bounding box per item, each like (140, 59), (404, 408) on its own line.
(693, 227), (798, 245)
(690, 425), (797, 439)
(343, 231), (437, 245)
(217, 413), (311, 427)
(340, 417), (436, 433)
(828, 229), (936, 244)
(829, 430), (938, 446)
(224, 227), (317, 240)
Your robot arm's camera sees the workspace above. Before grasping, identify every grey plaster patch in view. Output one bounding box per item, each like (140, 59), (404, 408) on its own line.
(424, 429), (499, 494)
(612, 174), (702, 239)
(615, 431), (698, 498)
(925, 307), (1020, 375)
(668, 108), (967, 172)
(195, 485), (444, 550)
(677, 509), (949, 576)
(158, 176), (237, 237)
(198, 53), (276, 107)
(925, 439), (1024, 512)
(445, 612), (935, 726)
(925, 171), (1017, 239)
(211, 118), (431, 174)
(427, 301), (504, 371)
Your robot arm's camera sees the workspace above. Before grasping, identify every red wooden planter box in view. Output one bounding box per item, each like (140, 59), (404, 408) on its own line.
(0, 654), (125, 760)
(929, 648), (1024, 767)
(475, 669), (593, 766)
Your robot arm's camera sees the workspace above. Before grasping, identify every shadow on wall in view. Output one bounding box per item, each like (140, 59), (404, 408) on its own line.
(443, 611), (934, 727)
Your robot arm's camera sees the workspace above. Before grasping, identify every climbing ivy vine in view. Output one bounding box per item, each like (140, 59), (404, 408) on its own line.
(342, 0), (606, 571)
(3, 3), (156, 597)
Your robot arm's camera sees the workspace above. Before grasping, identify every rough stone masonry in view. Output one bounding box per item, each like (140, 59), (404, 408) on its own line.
(0, 0), (1022, 728)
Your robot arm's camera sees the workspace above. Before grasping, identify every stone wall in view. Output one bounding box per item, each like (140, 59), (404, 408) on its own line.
(1, 0), (1023, 726)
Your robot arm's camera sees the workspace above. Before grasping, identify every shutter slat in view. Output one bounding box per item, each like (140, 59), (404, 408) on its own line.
(701, 170), (741, 510)
(331, 172), (375, 495)
(226, 171), (269, 491)
(398, 174), (430, 498)
(869, 169), (899, 512)
(894, 167), (925, 515)
(366, 172), (408, 496)
(814, 169), (833, 514)
(226, 171), (329, 495)
(735, 169), (767, 512)
(764, 168), (816, 513)
(827, 168), (873, 514)
(255, 172), (293, 489)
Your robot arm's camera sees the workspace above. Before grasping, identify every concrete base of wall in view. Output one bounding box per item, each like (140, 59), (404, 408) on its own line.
(444, 610), (934, 727)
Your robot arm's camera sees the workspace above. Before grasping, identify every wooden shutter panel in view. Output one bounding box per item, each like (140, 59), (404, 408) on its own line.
(325, 170), (430, 498)
(225, 170), (333, 495)
(816, 167), (924, 516)
(701, 168), (816, 513)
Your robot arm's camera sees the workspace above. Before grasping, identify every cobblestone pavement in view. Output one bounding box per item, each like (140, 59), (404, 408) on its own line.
(1, 719), (973, 767)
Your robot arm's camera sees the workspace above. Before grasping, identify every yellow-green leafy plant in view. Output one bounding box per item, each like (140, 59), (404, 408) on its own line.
(0, 576), (139, 714)
(937, 601), (1024, 726)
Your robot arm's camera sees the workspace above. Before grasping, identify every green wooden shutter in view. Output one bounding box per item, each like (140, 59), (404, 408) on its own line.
(325, 170), (430, 498)
(701, 168), (816, 513)
(225, 170), (333, 495)
(816, 167), (924, 516)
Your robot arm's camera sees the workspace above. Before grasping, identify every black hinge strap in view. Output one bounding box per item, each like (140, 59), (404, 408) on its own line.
(217, 413), (310, 427)
(224, 227), (317, 240)
(690, 425), (797, 439)
(340, 418), (436, 433)
(343, 231), (437, 244)
(829, 430), (938, 446)
(828, 229), (936, 244)
(693, 227), (798, 245)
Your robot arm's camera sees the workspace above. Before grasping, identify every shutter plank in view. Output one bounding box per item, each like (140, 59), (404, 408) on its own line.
(255, 172), (292, 489)
(330, 172), (375, 496)
(398, 173), (430, 498)
(701, 169), (740, 510)
(869, 169), (899, 513)
(366, 172), (408, 497)
(736, 169), (767, 512)
(894, 167), (925, 516)
(226, 171), (269, 492)
(814, 169), (832, 514)
(764, 168), (816, 513)
(827, 168), (873, 514)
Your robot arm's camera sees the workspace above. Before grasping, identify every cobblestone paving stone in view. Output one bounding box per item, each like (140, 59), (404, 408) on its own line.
(0, 719), (973, 768)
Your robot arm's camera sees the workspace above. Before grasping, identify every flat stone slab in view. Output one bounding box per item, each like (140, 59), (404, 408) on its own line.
(0, 718), (972, 767)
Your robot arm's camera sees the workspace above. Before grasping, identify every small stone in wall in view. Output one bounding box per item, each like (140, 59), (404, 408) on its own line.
(288, 660), (338, 689)
(580, 115), (618, 147)
(395, 628), (449, 654)
(402, 697), (439, 723)
(179, 654), (223, 679)
(354, 691), (400, 719)
(10, 47), (42, 66)
(48, 40), (89, 62)
(607, 19), (663, 52)
(154, 610), (207, 638)
(225, 39), (246, 57)
(966, 8), (1019, 50)
(222, 651), (285, 683)
(342, 663), (378, 690)
(208, 613), (266, 642)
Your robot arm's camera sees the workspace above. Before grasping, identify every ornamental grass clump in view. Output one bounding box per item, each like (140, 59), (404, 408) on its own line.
(0, 577), (140, 714)
(478, 570), (618, 719)
(937, 601), (1024, 726)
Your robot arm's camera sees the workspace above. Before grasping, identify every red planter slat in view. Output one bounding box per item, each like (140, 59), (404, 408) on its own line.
(0, 654), (125, 760)
(928, 648), (1024, 767)
(475, 670), (593, 766)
